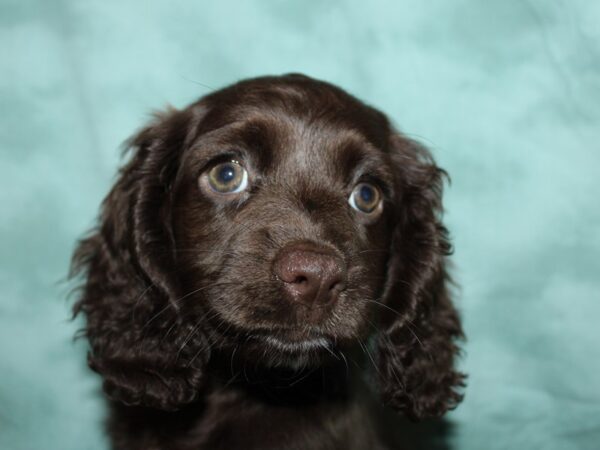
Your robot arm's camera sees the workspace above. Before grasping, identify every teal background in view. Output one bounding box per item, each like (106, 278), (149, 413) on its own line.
(1, 1), (599, 449)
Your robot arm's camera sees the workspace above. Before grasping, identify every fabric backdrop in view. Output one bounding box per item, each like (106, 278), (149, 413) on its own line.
(1, 1), (599, 449)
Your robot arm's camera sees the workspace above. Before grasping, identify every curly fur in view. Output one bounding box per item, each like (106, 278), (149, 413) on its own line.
(71, 74), (465, 450)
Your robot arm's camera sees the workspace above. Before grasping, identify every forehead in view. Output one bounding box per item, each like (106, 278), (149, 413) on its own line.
(193, 81), (394, 183)
(199, 78), (391, 147)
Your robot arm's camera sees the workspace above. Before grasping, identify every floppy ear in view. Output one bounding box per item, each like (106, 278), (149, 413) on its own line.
(377, 134), (465, 420)
(70, 106), (209, 411)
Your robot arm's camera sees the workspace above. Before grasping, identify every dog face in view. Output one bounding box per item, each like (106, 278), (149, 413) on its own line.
(172, 78), (397, 365)
(72, 74), (464, 418)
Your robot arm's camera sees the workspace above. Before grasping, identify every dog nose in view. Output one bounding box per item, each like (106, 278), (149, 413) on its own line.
(273, 244), (346, 305)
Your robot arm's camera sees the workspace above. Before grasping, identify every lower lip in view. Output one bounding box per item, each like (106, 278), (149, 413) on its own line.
(262, 335), (331, 353)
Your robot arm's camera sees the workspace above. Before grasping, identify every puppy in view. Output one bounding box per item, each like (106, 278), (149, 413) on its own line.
(71, 74), (464, 450)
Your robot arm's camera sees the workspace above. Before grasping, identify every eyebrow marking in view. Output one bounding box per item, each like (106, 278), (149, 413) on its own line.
(333, 136), (394, 190)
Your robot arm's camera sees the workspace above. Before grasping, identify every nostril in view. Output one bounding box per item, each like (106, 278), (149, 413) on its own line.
(327, 277), (346, 295)
(293, 275), (308, 285)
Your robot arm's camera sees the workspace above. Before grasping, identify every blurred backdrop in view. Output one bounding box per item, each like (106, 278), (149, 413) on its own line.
(1, 1), (599, 449)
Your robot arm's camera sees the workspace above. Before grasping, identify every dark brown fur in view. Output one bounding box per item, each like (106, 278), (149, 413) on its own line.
(71, 74), (465, 450)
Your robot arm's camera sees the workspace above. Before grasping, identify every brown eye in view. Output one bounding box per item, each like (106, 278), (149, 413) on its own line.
(349, 182), (381, 214)
(205, 161), (248, 194)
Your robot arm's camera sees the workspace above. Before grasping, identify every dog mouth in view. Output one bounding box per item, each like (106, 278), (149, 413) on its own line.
(244, 330), (335, 355)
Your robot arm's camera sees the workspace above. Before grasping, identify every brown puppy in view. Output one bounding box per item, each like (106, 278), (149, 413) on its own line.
(71, 74), (464, 450)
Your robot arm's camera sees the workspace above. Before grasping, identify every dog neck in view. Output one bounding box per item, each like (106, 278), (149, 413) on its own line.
(207, 352), (359, 406)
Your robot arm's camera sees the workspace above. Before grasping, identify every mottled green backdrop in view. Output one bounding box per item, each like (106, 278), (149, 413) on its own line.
(1, 1), (599, 449)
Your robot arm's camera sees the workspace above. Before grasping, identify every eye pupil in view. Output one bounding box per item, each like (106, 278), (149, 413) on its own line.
(218, 165), (236, 183)
(360, 185), (374, 203)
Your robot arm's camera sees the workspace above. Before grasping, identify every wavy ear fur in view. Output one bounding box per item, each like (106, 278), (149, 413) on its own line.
(70, 107), (209, 411)
(377, 134), (465, 420)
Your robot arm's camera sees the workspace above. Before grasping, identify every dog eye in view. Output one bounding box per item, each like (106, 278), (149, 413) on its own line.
(206, 161), (248, 194)
(348, 183), (381, 214)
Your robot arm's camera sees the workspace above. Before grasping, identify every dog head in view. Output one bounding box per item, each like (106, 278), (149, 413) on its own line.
(72, 74), (464, 419)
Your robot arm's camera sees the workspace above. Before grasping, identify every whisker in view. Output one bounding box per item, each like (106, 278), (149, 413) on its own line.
(141, 281), (241, 329)
(185, 334), (214, 368)
(221, 346), (241, 388)
(360, 338), (382, 378)
(338, 349), (350, 380)
(355, 249), (389, 255)
(320, 342), (340, 361)
(364, 299), (403, 318)
(364, 299), (426, 349)
(131, 283), (156, 322)
(404, 320), (425, 350)
(378, 332), (406, 390)
(176, 322), (205, 360)
(289, 366), (319, 387)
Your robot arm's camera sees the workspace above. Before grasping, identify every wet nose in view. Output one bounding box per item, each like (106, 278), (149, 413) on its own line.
(273, 244), (346, 306)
